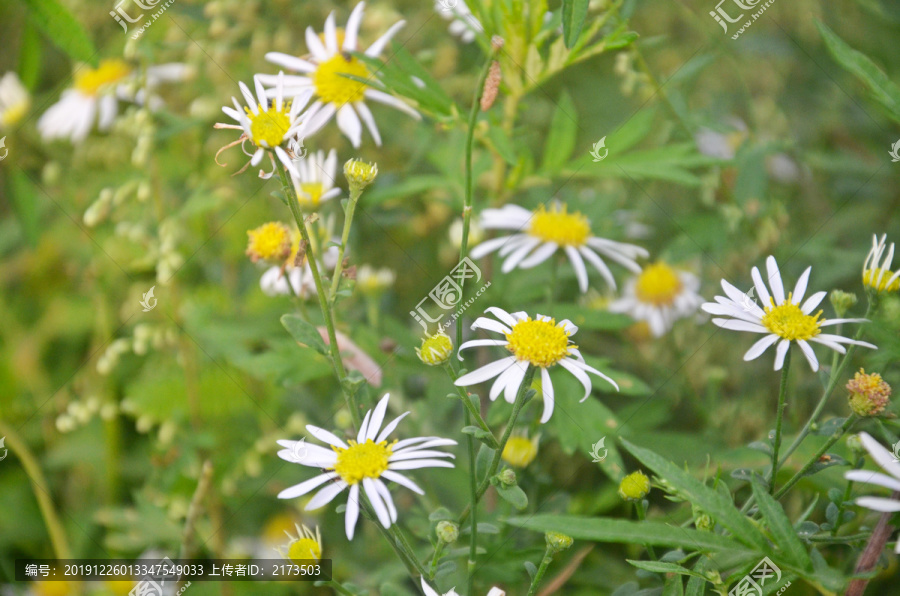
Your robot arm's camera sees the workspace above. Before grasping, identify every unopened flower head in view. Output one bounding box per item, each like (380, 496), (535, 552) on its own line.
(416, 326), (453, 366)
(435, 520), (459, 543)
(246, 222), (292, 263)
(455, 307), (619, 423)
(863, 234), (900, 293)
(829, 289), (858, 318)
(0, 72), (30, 127)
(497, 468), (517, 487)
(618, 470), (650, 501)
(501, 432), (539, 468)
(702, 256), (877, 371)
(609, 262), (704, 337)
(471, 202), (648, 293)
(344, 159), (378, 189)
(847, 368), (891, 417)
(259, 2), (420, 147)
(275, 523), (322, 561)
(545, 531), (574, 554)
(276, 393), (456, 540)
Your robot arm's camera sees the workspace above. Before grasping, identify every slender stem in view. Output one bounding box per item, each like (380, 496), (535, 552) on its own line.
(177, 460), (213, 584)
(526, 549), (554, 596)
(278, 166), (360, 427)
(465, 408), (478, 596)
(769, 348), (792, 493)
(329, 188), (362, 301)
(0, 421), (71, 559)
(634, 501), (657, 559)
(444, 365), (497, 443)
(773, 414), (857, 500)
(428, 541), (445, 579)
(832, 472), (857, 537)
(363, 500), (426, 578)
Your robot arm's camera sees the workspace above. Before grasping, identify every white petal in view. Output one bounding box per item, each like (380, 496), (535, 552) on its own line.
(845, 470), (900, 492)
(390, 450), (454, 461)
(336, 104), (362, 148)
(421, 578), (440, 596)
(354, 101), (381, 145)
(484, 306), (518, 328)
(305, 480), (348, 510)
(365, 394), (391, 441)
(470, 236), (513, 259)
(324, 12), (338, 54)
(344, 2), (365, 51)
(773, 339), (790, 370)
(363, 88), (421, 118)
(792, 267), (811, 303)
(376, 411), (409, 443)
(856, 496), (900, 512)
(393, 438), (457, 452)
(578, 246), (616, 289)
(501, 237), (541, 272)
(743, 334), (780, 361)
(710, 319), (769, 333)
(858, 432), (900, 480)
(540, 367), (555, 423)
(503, 363), (528, 404)
(751, 265), (773, 307)
(382, 469), (424, 495)
(766, 256), (785, 304)
(389, 459), (455, 470)
(456, 339), (508, 360)
(801, 291), (827, 314)
(470, 316), (512, 335)
(365, 20), (406, 57)
(518, 242), (558, 269)
(357, 410), (372, 444)
(796, 339), (819, 371)
(265, 52), (317, 73)
(276, 444), (337, 466)
(277, 472), (338, 499)
(455, 356), (516, 386)
(363, 477), (391, 528)
(374, 479), (398, 522)
(558, 358), (592, 401)
(306, 424), (349, 449)
(564, 245), (589, 293)
(306, 26), (330, 62)
(345, 484), (360, 540)
(490, 362), (524, 401)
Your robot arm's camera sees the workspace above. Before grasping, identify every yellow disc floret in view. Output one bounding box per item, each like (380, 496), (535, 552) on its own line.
(635, 262), (683, 306)
(313, 53), (370, 104)
(298, 182), (325, 206)
(246, 104), (292, 148)
(863, 268), (900, 292)
(74, 59), (133, 96)
(505, 318), (572, 368)
(528, 204), (591, 247)
(760, 295), (822, 341)
(246, 222), (292, 263)
(331, 439), (394, 485)
(287, 536), (322, 561)
(416, 328), (453, 366)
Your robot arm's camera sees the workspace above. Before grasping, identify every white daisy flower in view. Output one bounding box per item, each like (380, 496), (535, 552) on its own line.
(0, 71), (30, 127)
(454, 307), (619, 423)
(701, 256), (876, 371)
(844, 432), (900, 553)
(470, 203), (649, 293)
(420, 576), (505, 596)
(609, 262), (704, 337)
(863, 234), (900, 293)
(37, 60), (187, 144)
(258, 1), (420, 148)
(292, 149), (341, 208)
(215, 74), (320, 179)
(276, 393), (457, 540)
(434, 0), (484, 44)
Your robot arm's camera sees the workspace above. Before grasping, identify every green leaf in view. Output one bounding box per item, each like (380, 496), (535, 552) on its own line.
(487, 124), (518, 166)
(542, 91), (578, 172)
(562, 0), (590, 49)
(8, 170), (41, 247)
(18, 0), (97, 65)
(663, 574), (685, 596)
(524, 561), (537, 580)
(626, 560), (706, 580)
(281, 314), (328, 355)
(475, 443), (494, 483)
(505, 515), (753, 553)
(620, 438), (770, 552)
(461, 425), (499, 448)
(495, 483), (528, 510)
(816, 20), (900, 123)
(18, 22), (42, 88)
(750, 480), (813, 571)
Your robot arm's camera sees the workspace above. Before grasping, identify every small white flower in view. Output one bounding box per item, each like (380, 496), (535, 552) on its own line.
(215, 74), (318, 179)
(863, 234), (900, 293)
(259, 2), (420, 148)
(420, 576), (505, 596)
(260, 242), (341, 298)
(845, 432), (900, 553)
(470, 202), (648, 293)
(37, 60), (187, 143)
(276, 393), (456, 540)
(434, 0), (484, 44)
(0, 71), (30, 127)
(455, 307), (618, 423)
(609, 262), (704, 337)
(291, 149), (341, 208)
(701, 256), (876, 371)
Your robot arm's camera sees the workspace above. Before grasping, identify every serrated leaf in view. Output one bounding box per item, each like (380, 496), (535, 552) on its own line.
(495, 483), (528, 510)
(751, 479), (813, 570)
(18, 0), (97, 65)
(562, 0), (590, 49)
(620, 439), (770, 552)
(281, 314), (328, 355)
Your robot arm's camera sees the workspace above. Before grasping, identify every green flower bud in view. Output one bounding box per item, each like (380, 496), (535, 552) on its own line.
(618, 470), (651, 501)
(829, 290), (858, 318)
(497, 468), (517, 487)
(436, 520), (459, 544)
(545, 531), (573, 554)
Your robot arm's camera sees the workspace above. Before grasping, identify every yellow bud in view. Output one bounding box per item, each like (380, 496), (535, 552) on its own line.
(344, 159), (378, 190)
(618, 470), (651, 501)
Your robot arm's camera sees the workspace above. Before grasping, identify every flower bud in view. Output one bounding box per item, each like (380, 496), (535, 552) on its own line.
(829, 289), (857, 318)
(497, 468), (517, 487)
(618, 470), (651, 501)
(847, 368), (891, 417)
(344, 159), (378, 190)
(544, 531), (573, 554)
(416, 326), (453, 366)
(436, 520), (459, 544)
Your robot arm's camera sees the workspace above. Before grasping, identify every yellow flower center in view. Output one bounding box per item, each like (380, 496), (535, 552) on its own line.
(298, 182), (325, 206)
(331, 439), (394, 485)
(502, 436), (538, 467)
(0, 99), (29, 127)
(287, 537), (322, 561)
(760, 295), (822, 341)
(528, 204), (591, 247)
(634, 263), (683, 306)
(74, 60), (132, 96)
(313, 53), (370, 105)
(417, 332), (453, 366)
(246, 222), (291, 262)
(505, 318), (572, 368)
(863, 268), (900, 292)
(246, 104), (292, 148)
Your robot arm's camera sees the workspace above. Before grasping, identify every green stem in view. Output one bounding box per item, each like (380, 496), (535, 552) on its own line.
(329, 188), (362, 301)
(363, 500), (426, 578)
(278, 166), (360, 427)
(526, 548), (554, 596)
(634, 501), (657, 559)
(832, 472), (857, 537)
(465, 408), (477, 596)
(444, 365), (497, 445)
(769, 348), (792, 493)
(773, 414), (857, 500)
(428, 541), (445, 579)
